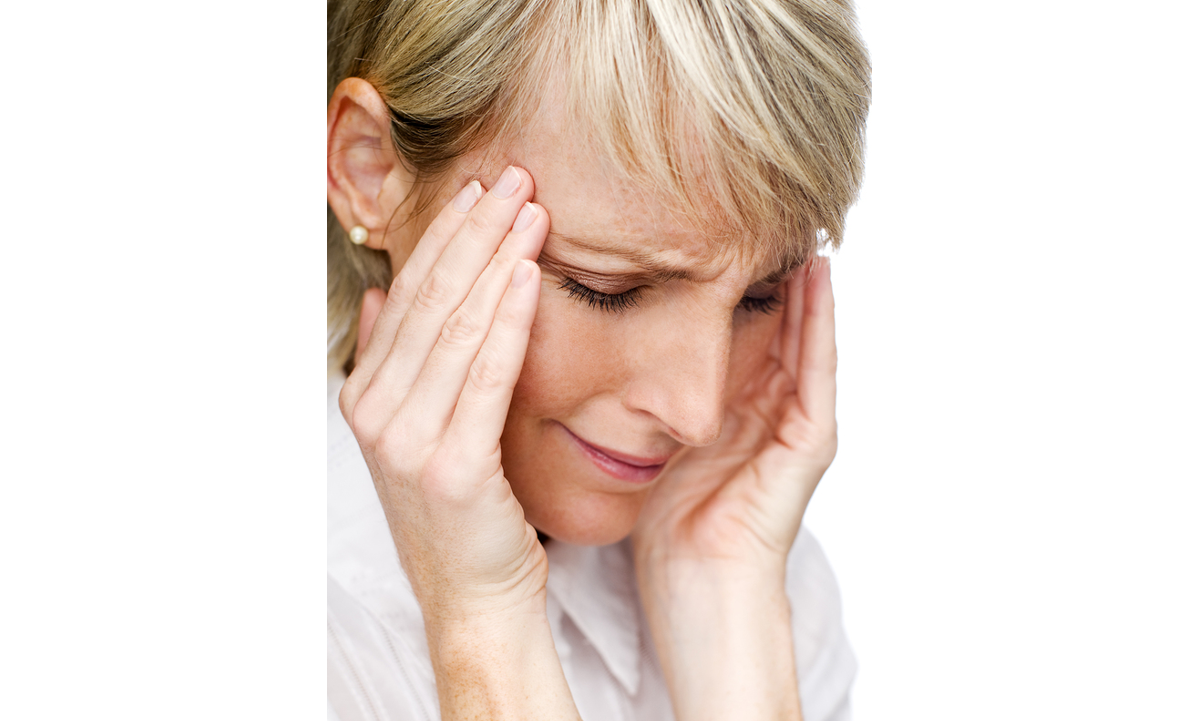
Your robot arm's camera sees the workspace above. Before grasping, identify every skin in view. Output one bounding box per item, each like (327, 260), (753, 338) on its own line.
(328, 77), (838, 721)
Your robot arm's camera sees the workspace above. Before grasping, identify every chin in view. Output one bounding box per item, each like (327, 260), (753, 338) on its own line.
(519, 485), (649, 546)
(502, 416), (655, 546)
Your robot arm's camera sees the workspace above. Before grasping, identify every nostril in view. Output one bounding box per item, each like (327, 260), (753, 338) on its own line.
(665, 412), (724, 448)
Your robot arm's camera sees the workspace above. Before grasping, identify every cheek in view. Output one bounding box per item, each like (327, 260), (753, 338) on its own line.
(726, 312), (784, 397)
(508, 284), (625, 420)
(499, 288), (650, 543)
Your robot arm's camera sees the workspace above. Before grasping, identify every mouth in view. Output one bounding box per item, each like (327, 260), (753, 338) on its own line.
(558, 423), (674, 484)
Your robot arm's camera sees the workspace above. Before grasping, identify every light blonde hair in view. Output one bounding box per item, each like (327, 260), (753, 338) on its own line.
(328, 0), (870, 373)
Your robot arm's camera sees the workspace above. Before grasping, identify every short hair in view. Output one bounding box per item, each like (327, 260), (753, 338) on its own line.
(327, 0), (871, 372)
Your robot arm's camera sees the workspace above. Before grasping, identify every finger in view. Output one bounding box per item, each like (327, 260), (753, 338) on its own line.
(352, 182), (483, 368)
(356, 287), (387, 363)
(399, 203), (547, 436)
(357, 167), (534, 430)
(796, 256), (836, 423)
(779, 258), (810, 379)
(342, 181), (483, 412)
(441, 260), (541, 457)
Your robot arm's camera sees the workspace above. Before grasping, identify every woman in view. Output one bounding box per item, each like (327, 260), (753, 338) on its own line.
(326, 0), (870, 718)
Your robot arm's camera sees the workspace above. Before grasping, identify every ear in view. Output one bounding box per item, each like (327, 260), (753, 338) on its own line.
(327, 78), (414, 250)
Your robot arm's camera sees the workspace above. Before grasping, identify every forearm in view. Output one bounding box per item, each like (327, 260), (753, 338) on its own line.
(640, 561), (802, 721)
(426, 593), (581, 721)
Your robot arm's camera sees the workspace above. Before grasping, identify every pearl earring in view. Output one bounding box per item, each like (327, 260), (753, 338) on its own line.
(349, 225), (369, 245)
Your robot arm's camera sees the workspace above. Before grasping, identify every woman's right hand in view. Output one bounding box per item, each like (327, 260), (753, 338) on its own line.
(338, 166), (550, 625)
(339, 167), (580, 720)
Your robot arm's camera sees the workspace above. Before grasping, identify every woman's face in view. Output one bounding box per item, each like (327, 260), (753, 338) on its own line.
(390, 118), (796, 546)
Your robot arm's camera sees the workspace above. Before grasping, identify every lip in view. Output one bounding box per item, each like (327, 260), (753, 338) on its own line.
(558, 424), (674, 484)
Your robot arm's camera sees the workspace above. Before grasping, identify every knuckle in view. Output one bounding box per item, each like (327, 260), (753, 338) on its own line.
(348, 401), (377, 443)
(374, 421), (420, 473)
(467, 350), (509, 395)
(387, 271), (410, 301)
(348, 387), (406, 450)
(463, 208), (495, 237)
(337, 381), (358, 422)
(439, 309), (483, 348)
(373, 432), (404, 472)
(420, 448), (472, 504)
(413, 270), (455, 312)
(389, 270), (406, 293)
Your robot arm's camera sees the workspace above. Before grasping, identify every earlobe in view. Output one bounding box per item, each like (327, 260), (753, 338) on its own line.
(327, 78), (413, 250)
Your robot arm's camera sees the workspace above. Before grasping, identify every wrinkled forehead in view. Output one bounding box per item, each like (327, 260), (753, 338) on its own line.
(459, 94), (806, 276)
(434, 0), (865, 280)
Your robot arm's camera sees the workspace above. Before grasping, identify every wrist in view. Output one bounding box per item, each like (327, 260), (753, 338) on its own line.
(637, 564), (800, 721)
(425, 590), (582, 721)
(639, 563), (790, 641)
(636, 549), (788, 604)
(424, 587), (550, 657)
(406, 537), (551, 637)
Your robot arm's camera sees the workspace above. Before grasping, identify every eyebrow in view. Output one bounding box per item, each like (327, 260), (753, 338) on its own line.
(545, 231), (804, 287)
(545, 231), (693, 283)
(754, 258), (804, 288)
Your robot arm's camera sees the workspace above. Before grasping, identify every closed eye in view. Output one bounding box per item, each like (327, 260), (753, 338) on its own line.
(737, 294), (783, 314)
(559, 277), (643, 313)
(561, 276), (784, 316)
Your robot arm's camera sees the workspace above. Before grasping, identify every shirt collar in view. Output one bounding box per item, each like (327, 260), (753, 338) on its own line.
(545, 538), (643, 695)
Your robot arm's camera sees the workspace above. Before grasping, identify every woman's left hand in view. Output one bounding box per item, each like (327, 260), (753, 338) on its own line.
(631, 256), (838, 721)
(633, 255), (837, 571)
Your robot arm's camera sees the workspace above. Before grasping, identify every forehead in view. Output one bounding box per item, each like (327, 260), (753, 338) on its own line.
(463, 108), (790, 279)
(528, 145), (715, 259)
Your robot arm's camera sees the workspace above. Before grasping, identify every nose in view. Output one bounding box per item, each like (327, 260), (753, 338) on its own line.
(623, 309), (731, 447)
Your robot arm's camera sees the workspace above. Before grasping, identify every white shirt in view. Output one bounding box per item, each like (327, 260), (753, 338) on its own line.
(327, 375), (857, 721)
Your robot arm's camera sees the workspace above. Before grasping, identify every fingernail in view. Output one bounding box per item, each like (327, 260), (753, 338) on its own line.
(513, 203), (537, 232)
(492, 166), (521, 199)
(511, 259), (534, 288)
(452, 181), (482, 212)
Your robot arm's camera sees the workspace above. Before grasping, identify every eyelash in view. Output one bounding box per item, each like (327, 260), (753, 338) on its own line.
(559, 277), (643, 313)
(739, 294), (783, 314)
(559, 277), (783, 316)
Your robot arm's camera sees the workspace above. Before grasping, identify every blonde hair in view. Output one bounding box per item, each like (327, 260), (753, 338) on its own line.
(328, 0), (870, 373)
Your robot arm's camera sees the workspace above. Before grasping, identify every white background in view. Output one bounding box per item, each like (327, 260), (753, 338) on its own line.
(1, 1), (1195, 719)
(804, 0), (1199, 718)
